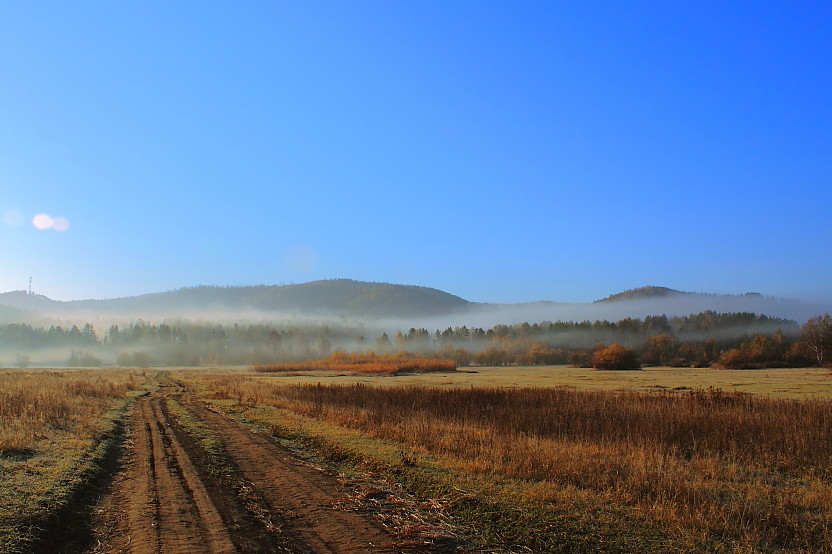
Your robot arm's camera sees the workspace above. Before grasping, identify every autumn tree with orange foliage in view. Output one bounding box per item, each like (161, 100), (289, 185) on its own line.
(591, 343), (640, 370)
(716, 332), (789, 369)
(640, 333), (678, 366)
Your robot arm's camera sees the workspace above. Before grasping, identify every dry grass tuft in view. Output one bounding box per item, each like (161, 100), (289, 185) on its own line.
(0, 370), (137, 454)
(0, 369), (143, 553)
(205, 378), (832, 551)
(252, 352), (456, 376)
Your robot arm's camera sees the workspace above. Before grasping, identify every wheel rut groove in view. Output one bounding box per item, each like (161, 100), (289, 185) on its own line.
(180, 390), (395, 553)
(86, 379), (400, 553)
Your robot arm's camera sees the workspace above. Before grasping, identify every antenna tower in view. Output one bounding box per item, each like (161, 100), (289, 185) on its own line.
(28, 277), (32, 295)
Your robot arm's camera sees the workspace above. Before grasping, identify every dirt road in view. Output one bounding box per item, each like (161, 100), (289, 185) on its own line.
(88, 380), (399, 553)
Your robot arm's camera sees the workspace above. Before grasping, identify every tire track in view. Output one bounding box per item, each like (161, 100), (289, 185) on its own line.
(179, 391), (396, 553)
(94, 391), (237, 553)
(89, 379), (398, 553)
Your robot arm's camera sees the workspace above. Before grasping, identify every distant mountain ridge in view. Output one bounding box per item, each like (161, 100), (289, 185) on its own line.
(595, 285), (767, 303)
(0, 280), (824, 324)
(0, 279), (471, 319)
(595, 286), (689, 302)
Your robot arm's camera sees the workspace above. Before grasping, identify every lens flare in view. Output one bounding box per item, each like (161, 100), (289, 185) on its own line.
(51, 217), (70, 232)
(32, 213), (53, 230)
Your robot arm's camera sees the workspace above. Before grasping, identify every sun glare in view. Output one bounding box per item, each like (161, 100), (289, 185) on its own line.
(51, 217), (70, 232)
(31, 213), (70, 232)
(32, 213), (53, 230)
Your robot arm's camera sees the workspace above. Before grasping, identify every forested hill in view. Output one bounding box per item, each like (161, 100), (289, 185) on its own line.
(584, 286), (819, 324)
(595, 286), (689, 302)
(0, 279), (471, 318)
(0, 281), (825, 324)
(0, 302), (30, 324)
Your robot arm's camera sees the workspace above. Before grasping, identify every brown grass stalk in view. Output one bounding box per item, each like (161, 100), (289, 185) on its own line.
(252, 352), (456, 376)
(206, 379), (832, 551)
(0, 370), (137, 453)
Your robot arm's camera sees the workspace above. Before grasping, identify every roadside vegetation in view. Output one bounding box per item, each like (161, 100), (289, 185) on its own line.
(0, 369), (146, 553)
(192, 374), (832, 552)
(253, 352), (456, 376)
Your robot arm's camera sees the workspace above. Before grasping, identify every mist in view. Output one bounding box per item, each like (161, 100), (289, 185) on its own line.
(0, 308), (805, 369)
(1, 280), (828, 368)
(378, 293), (828, 332)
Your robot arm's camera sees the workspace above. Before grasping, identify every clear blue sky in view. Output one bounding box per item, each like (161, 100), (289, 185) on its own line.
(1, 1), (830, 303)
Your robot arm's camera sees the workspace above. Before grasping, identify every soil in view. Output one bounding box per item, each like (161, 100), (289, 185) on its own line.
(84, 380), (405, 553)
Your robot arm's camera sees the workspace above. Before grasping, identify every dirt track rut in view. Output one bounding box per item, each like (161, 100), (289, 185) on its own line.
(89, 381), (396, 553)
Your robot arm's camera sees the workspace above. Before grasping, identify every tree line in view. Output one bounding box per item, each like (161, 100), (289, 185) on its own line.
(1, 311), (830, 369)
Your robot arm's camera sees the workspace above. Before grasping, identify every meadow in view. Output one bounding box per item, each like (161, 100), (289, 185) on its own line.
(188, 365), (832, 552)
(221, 364), (832, 398)
(0, 369), (145, 553)
(253, 352), (457, 376)
(3, 364), (831, 552)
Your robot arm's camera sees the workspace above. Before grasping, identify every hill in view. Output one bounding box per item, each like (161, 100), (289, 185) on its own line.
(595, 286), (689, 302)
(0, 291), (60, 312)
(0, 281), (825, 325)
(583, 286), (819, 324)
(0, 279), (471, 319)
(0, 303), (31, 324)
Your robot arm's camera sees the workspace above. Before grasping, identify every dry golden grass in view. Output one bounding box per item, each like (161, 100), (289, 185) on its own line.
(0, 370), (137, 453)
(253, 352), (456, 376)
(201, 376), (832, 552)
(0, 369), (144, 553)
(243, 364), (832, 399)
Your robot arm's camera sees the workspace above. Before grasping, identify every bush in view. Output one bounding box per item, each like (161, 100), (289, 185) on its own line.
(473, 348), (511, 366)
(714, 333), (790, 369)
(785, 341), (815, 366)
(716, 348), (747, 369)
(592, 343), (640, 370)
(253, 352), (456, 375)
(567, 350), (592, 368)
(518, 343), (569, 365)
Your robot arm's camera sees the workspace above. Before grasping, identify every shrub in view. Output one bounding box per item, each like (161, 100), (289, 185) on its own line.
(592, 343), (640, 370)
(473, 348), (510, 366)
(567, 350), (592, 367)
(716, 348), (747, 369)
(785, 340), (815, 366)
(518, 343), (569, 365)
(253, 352), (456, 376)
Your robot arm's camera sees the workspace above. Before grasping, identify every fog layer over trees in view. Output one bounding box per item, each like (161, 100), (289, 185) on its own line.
(2, 310), (827, 370)
(2, 281), (829, 369)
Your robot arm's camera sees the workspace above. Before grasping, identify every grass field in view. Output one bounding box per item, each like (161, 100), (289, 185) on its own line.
(3, 365), (831, 552)
(253, 352), (457, 376)
(197, 364), (832, 398)
(181, 364), (832, 552)
(0, 369), (147, 553)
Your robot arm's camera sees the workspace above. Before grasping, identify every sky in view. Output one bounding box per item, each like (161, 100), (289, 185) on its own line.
(1, 1), (830, 304)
